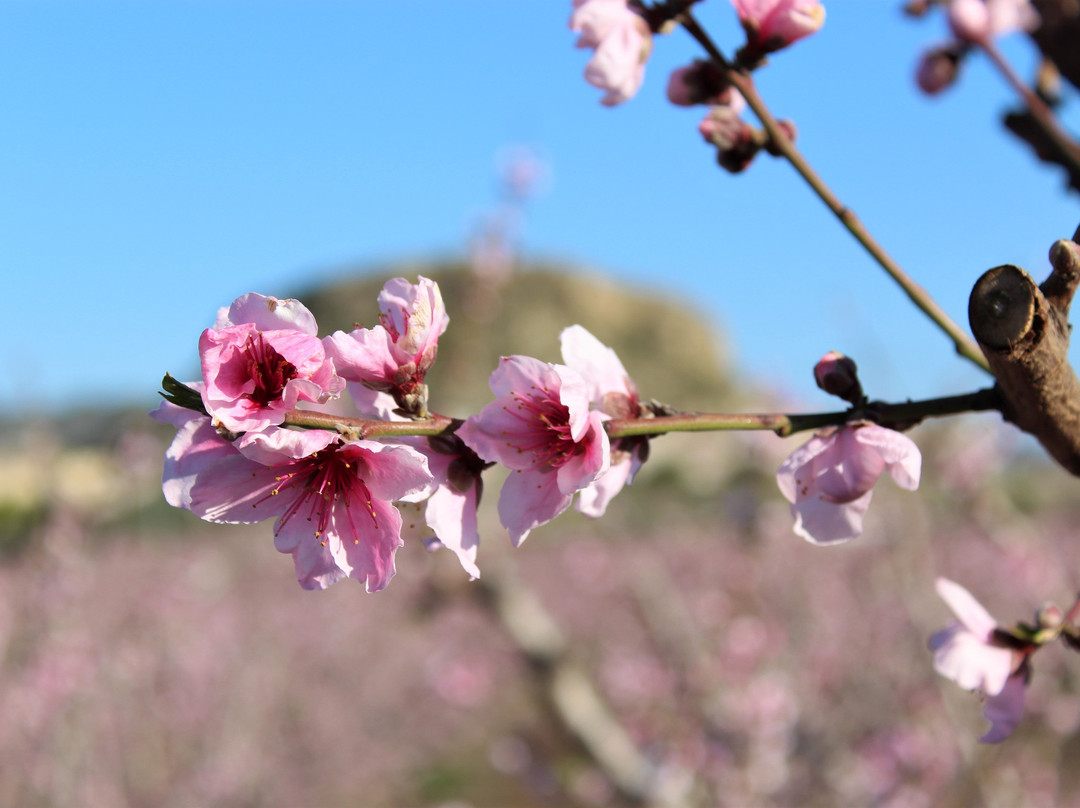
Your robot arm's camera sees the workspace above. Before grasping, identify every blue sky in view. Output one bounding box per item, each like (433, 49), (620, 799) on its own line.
(2, 0), (1077, 417)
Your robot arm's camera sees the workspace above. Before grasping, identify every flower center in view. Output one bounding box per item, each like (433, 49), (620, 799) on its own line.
(503, 386), (580, 469)
(243, 333), (298, 407)
(257, 445), (379, 546)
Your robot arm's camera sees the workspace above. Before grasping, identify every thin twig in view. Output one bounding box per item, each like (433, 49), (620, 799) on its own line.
(605, 387), (1002, 439)
(282, 409), (456, 438)
(981, 39), (1080, 182)
(678, 11), (991, 373)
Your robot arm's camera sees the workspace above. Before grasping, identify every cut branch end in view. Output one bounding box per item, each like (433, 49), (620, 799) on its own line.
(969, 262), (1080, 475)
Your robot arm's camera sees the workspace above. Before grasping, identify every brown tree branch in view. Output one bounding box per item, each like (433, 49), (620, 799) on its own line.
(677, 11), (991, 373)
(1029, 0), (1080, 92)
(968, 235), (1080, 475)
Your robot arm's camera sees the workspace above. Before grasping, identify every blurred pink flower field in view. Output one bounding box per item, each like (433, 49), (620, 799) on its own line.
(3, 406), (1080, 807)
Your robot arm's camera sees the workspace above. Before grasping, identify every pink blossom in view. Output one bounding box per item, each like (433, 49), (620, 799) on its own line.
(929, 578), (1026, 742)
(456, 355), (610, 545)
(948, 0), (1038, 43)
(156, 415), (434, 592)
(560, 324), (645, 517)
(401, 434), (486, 580)
(776, 423), (921, 545)
(732, 0), (826, 53)
(325, 276), (448, 413)
(570, 0), (652, 106)
(199, 294), (344, 433)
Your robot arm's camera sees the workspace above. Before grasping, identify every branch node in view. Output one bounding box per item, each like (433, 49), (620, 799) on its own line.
(1043, 239), (1080, 316)
(969, 261), (1080, 475)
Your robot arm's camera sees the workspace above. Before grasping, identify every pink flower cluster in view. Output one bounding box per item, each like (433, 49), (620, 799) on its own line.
(915, 0), (1038, 94)
(155, 281), (649, 589)
(567, 0), (826, 110)
(567, 0), (824, 172)
(158, 283), (485, 591)
(162, 292), (936, 588)
(569, 0), (653, 106)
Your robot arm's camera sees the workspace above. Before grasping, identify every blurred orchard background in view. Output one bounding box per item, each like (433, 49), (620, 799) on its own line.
(4, 1), (1080, 806)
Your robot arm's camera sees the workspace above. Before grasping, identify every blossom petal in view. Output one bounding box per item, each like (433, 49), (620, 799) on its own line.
(560, 324), (635, 402)
(324, 326), (399, 387)
(455, 401), (538, 471)
(585, 22), (649, 105)
(790, 489), (872, 546)
(158, 414), (239, 510)
(929, 622), (1014, 695)
(187, 452), (289, 524)
(555, 411), (610, 493)
(235, 426), (338, 465)
(776, 433), (834, 503)
(980, 673), (1026, 743)
(576, 454), (633, 518)
(273, 520), (350, 590)
(817, 429), (885, 503)
(488, 354), (554, 400)
(378, 275), (449, 358)
(223, 293), (319, 334)
(338, 499), (405, 593)
(425, 483), (481, 579)
(498, 468), (574, 547)
(348, 441), (435, 504)
(347, 382), (398, 419)
(935, 578), (999, 639)
(854, 424), (922, 490)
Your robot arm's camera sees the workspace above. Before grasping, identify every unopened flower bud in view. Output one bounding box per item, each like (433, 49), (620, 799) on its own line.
(666, 60), (730, 107)
(1037, 602), (1064, 630)
(916, 45), (962, 95)
(699, 105), (750, 150)
(814, 350), (863, 404)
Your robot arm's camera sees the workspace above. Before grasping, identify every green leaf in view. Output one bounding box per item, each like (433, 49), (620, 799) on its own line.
(159, 373), (208, 415)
